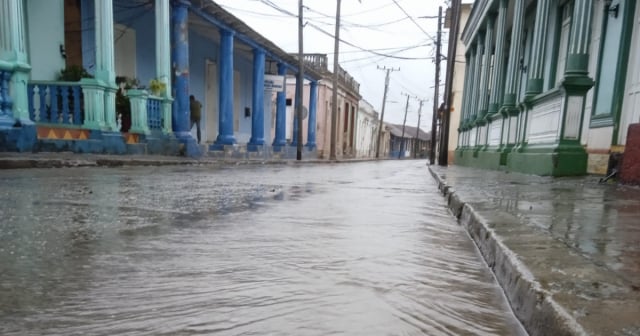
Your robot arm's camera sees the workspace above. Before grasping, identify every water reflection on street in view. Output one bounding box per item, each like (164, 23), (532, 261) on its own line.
(0, 161), (525, 335)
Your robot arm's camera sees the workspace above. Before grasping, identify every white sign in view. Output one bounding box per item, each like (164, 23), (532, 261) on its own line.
(264, 75), (284, 92)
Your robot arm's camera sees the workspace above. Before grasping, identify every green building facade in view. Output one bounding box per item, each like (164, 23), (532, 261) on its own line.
(455, 0), (640, 176)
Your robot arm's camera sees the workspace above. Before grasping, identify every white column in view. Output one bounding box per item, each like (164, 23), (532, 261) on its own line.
(0, 0), (31, 122)
(95, 0), (117, 131)
(155, 0), (173, 133)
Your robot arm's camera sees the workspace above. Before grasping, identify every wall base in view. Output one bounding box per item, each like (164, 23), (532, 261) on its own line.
(507, 144), (587, 176)
(0, 123), (37, 152)
(475, 147), (503, 170)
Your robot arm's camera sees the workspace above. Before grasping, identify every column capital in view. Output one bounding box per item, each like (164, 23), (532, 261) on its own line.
(253, 47), (265, 56)
(563, 0), (594, 86)
(277, 62), (288, 75)
(171, 0), (190, 9)
(220, 29), (235, 38)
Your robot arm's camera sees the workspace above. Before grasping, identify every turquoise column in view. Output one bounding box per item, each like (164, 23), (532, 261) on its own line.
(559, 0), (595, 142)
(171, 0), (192, 139)
(565, 0), (594, 81)
(291, 75), (301, 146)
(0, 0), (31, 128)
(503, 0), (526, 109)
(94, 0), (118, 132)
(464, 47), (477, 128)
(155, 0), (173, 134)
(272, 63), (287, 146)
(306, 81), (318, 148)
(463, 44), (478, 131)
(249, 48), (265, 146)
(215, 29), (236, 145)
(488, 0), (508, 116)
(525, 0), (551, 98)
(470, 35), (484, 123)
(458, 52), (472, 148)
(477, 17), (495, 122)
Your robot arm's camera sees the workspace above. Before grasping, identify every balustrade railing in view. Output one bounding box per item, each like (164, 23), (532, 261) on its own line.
(0, 70), (13, 118)
(28, 81), (83, 126)
(147, 96), (163, 131)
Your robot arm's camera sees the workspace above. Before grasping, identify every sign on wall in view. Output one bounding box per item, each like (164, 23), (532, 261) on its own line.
(264, 75), (285, 92)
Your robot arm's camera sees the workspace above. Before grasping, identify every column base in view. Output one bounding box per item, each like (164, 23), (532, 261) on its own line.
(176, 133), (201, 157)
(215, 134), (237, 145)
(248, 138), (265, 147)
(305, 142), (316, 150)
(272, 139), (287, 147)
(101, 131), (127, 154)
(507, 143), (587, 176)
(0, 115), (15, 129)
(0, 119), (36, 152)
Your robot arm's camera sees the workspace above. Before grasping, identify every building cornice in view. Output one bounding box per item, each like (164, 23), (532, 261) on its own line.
(461, 0), (496, 46)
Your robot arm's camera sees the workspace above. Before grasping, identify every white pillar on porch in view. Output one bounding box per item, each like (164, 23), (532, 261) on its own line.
(155, 0), (173, 134)
(95, 0), (118, 131)
(0, 0), (31, 123)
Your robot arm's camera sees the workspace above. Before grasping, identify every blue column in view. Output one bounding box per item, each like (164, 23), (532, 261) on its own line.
(249, 48), (265, 145)
(306, 81), (318, 148)
(215, 29), (236, 145)
(171, 0), (191, 138)
(272, 63), (287, 146)
(291, 75), (301, 146)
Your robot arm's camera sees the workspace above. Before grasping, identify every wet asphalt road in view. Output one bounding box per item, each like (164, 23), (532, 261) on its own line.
(0, 160), (525, 335)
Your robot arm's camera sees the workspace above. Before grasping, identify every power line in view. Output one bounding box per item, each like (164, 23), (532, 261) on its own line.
(391, 0), (436, 43)
(307, 22), (432, 61)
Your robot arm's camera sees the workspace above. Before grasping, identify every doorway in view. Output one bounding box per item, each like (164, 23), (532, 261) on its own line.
(205, 60), (218, 143)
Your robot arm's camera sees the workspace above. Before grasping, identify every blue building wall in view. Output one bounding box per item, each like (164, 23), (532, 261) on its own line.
(78, 0), (257, 144)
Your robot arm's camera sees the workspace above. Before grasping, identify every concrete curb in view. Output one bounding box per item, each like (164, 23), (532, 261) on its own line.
(0, 155), (397, 170)
(427, 166), (587, 336)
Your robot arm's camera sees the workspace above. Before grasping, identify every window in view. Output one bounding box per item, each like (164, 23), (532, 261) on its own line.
(286, 98), (292, 106)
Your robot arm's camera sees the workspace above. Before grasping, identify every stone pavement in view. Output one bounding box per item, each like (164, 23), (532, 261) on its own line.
(0, 152), (378, 169)
(428, 165), (640, 336)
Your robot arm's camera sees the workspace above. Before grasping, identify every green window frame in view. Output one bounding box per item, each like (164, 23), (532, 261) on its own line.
(590, 0), (637, 128)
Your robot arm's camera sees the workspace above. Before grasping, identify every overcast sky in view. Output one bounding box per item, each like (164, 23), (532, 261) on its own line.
(214, 0), (454, 131)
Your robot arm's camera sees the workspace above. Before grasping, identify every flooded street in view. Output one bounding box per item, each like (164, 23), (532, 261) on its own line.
(0, 161), (525, 335)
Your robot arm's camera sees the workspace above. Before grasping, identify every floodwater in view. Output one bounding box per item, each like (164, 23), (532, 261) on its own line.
(0, 161), (525, 336)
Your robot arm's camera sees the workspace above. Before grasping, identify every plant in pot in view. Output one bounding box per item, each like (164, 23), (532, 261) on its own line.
(58, 65), (93, 82)
(149, 78), (166, 97)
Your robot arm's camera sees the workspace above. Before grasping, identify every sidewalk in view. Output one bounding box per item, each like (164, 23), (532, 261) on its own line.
(0, 152), (382, 169)
(428, 165), (640, 336)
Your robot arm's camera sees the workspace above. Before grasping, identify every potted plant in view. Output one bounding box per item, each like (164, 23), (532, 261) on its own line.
(149, 78), (166, 96)
(58, 65), (93, 82)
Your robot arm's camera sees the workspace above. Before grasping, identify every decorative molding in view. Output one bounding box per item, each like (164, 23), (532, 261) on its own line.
(461, 0), (495, 46)
(563, 95), (583, 140)
(470, 127), (477, 147)
(489, 121), (501, 146)
(508, 116), (518, 144)
(528, 95), (563, 144)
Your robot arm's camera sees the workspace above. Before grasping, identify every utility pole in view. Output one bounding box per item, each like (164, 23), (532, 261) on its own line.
(375, 66), (399, 158)
(429, 6), (443, 165)
(329, 0), (342, 161)
(439, 0), (461, 166)
(399, 92), (412, 159)
(414, 99), (425, 158)
(296, 0), (305, 160)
